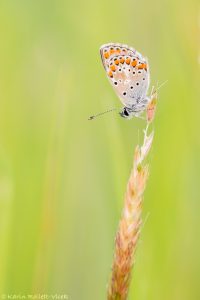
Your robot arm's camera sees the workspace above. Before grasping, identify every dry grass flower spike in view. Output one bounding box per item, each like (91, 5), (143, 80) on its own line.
(107, 91), (157, 300)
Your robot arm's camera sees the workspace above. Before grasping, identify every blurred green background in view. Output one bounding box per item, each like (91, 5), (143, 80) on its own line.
(0, 0), (199, 299)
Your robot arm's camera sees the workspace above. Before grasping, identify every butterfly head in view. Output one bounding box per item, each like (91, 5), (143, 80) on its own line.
(119, 107), (135, 119)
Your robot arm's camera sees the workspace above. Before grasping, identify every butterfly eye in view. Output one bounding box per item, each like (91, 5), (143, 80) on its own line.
(123, 108), (129, 117)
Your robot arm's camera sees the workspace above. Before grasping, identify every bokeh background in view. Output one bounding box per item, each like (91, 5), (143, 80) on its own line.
(0, 0), (199, 299)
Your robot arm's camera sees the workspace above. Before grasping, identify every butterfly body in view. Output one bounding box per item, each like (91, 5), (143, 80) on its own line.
(100, 43), (150, 119)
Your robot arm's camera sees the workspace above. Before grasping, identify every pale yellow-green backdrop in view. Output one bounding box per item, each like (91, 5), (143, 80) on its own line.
(0, 1), (199, 299)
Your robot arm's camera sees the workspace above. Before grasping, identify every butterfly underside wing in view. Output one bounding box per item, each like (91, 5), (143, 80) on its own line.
(100, 43), (150, 110)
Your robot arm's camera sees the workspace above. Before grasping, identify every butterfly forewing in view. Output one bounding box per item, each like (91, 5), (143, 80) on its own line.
(100, 43), (150, 109)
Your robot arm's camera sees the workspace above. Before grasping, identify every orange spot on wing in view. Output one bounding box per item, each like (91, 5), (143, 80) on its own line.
(138, 63), (147, 70)
(131, 59), (137, 67)
(108, 70), (113, 78)
(110, 65), (116, 71)
(104, 52), (109, 59)
(114, 59), (119, 65)
(120, 58), (125, 64)
(125, 58), (131, 64)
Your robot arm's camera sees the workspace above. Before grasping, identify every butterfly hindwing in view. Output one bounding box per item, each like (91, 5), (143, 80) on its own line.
(100, 43), (150, 109)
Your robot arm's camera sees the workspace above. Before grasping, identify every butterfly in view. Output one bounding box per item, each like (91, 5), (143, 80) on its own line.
(100, 43), (150, 119)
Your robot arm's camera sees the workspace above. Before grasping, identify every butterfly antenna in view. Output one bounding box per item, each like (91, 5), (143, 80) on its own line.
(88, 108), (117, 120)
